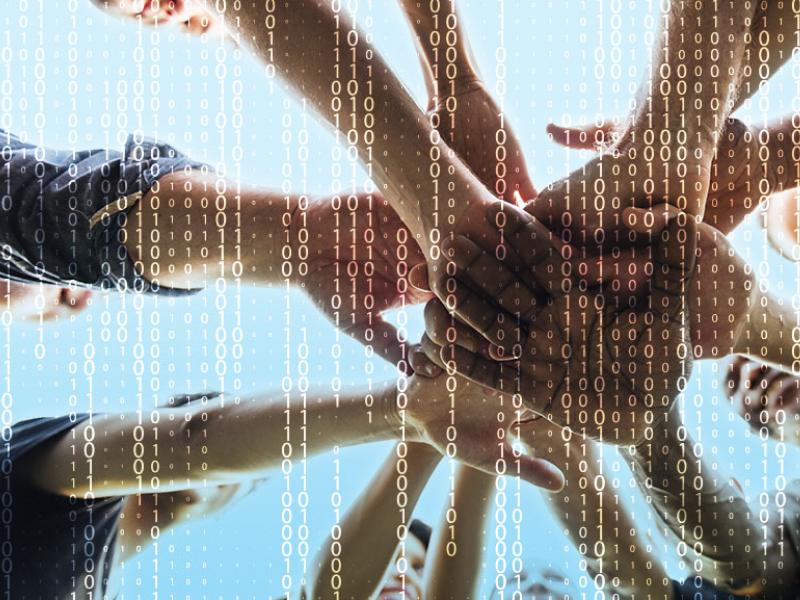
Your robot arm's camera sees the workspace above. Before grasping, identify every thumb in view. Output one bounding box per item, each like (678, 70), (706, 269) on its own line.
(546, 121), (616, 151)
(507, 445), (565, 492)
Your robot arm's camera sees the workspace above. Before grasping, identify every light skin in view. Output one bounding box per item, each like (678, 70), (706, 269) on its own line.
(630, 403), (764, 595)
(308, 442), (440, 600)
(96, 0), (539, 372)
(124, 179), (435, 372)
(421, 202), (699, 445)
(0, 280), (92, 322)
(424, 420), (674, 599)
(21, 369), (565, 498)
(528, 0), (758, 253)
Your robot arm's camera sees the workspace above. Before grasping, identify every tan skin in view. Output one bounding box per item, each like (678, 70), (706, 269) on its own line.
(421, 202), (700, 446)
(0, 280), (92, 322)
(94, 0), (542, 368)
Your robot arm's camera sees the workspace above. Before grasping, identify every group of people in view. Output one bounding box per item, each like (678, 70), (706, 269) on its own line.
(5, 0), (800, 597)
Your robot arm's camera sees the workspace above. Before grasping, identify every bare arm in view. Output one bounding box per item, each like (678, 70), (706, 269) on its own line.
(23, 384), (405, 497)
(423, 464), (495, 600)
(215, 0), (491, 246)
(397, 0), (478, 102)
(630, 405), (763, 594)
(308, 442), (441, 600)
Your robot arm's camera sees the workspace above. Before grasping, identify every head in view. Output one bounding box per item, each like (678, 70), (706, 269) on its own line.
(1, 280), (92, 322)
(90, 0), (223, 36)
(377, 520), (431, 600)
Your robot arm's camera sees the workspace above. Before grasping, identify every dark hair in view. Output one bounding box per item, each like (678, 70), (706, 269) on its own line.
(408, 519), (432, 550)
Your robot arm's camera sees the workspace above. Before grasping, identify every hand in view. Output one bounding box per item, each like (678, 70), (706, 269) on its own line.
(294, 193), (437, 375)
(725, 356), (800, 444)
(420, 202), (698, 446)
(578, 209), (755, 359)
(547, 117), (787, 235)
(431, 78), (536, 203)
(529, 119), (714, 256)
(403, 372), (565, 491)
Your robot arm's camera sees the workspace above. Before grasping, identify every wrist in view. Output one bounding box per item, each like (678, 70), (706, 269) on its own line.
(380, 380), (426, 443)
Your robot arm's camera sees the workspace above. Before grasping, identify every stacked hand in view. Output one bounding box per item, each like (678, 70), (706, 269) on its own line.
(419, 202), (698, 445)
(403, 370), (566, 491)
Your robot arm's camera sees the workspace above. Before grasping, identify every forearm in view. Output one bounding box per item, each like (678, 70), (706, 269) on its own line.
(309, 443), (441, 600)
(219, 0), (483, 242)
(734, 289), (800, 374)
(634, 1), (755, 215)
(735, 0), (800, 111)
(424, 465), (495, 600)
(398, 0), (478, 101)
(124, 171), (298, 289)
(548, 438), (672, 599)
(29, 383), (411, 497)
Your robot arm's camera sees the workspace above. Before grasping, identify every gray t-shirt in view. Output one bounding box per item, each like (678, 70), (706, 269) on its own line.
(0, 130), (207, 295)
(2, 414), (124, 598)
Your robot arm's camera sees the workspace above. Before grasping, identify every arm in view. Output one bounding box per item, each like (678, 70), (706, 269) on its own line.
(423, 464), (495, 600)
(23, 370), (565, 499)
(630, 405), (763, 594)
(23, 384), (405, 497)
(308, 442), (441, 600)
(397, 0), (477, 101)
(397, 0), (537, 200)
(216, 0), (491, 247)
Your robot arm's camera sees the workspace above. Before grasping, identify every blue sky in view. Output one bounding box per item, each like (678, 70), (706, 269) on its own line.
(4, 1), (800, 596)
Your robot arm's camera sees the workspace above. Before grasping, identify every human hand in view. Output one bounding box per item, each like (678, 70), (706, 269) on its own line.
(725, 356), (800, 445)
(528, 118), (714, 257)
(547, 117), (788, 235)
(577, 210), (755, 360)
(294, 193), (437, 375)
(430, 78), (536, 203)
(403, 372), (565, 491)
(420, 202), (698, 446)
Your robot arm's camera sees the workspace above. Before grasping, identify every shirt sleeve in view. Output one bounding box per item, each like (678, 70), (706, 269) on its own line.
(0, 130), (210, 295)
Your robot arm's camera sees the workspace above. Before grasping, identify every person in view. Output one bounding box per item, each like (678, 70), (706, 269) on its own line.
(84, 0), (539, 366)
(1, 279), (92, 322)
(3, 360), (566, 597)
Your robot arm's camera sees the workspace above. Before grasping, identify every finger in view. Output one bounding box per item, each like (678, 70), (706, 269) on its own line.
(546, 121), (616, 151)
(502, 444), (565, 492)
(433, 239), (538, 350)
(420, 333), (449, 372)
(578, 247), (652, 305)
(725, 356), (750, 397)
(409, 263), (431, 293)
(424, 299), (519, 361)
(409, 344), (442, 378)
(485, 202), (573, 296)
(343, 317), (415, 375)
(648, 210), (698, 318)
(512, 174), (538, 206)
